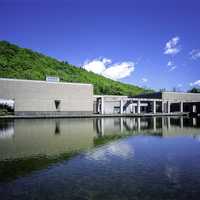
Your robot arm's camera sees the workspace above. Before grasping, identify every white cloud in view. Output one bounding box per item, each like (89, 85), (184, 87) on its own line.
(164, 36), (181, 56)
(177, 84), (183, 88)
(190, 80), (200, 87)
(167, 61), (177, 71)
(167, 61), (173, 66)
(82, 58), (110, 74)
(102, 62), (135, 80)
(82, 58), (135, 80)
(169, 66), (177, 71)
(190, 49), (200, 60)
(141, 78), (148, 83)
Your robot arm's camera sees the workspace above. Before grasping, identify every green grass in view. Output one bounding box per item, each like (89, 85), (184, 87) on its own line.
(0, 40), (152, 95)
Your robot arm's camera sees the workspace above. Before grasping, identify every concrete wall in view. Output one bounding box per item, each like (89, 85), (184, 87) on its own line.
(133, 92), (200, 102)
(162, 92), (200, 102)
(0, 78), (93, 115)
(104, 101), (121, 114)
(94, 95), (128, 114)
(132, 92), (162, 99)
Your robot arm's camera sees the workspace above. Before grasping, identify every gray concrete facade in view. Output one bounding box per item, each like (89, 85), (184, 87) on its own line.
(0, 78), (93, 116)
(1, 78), (200, 116)
(94, 92), (200, 115)
(133, 92), (200, 102)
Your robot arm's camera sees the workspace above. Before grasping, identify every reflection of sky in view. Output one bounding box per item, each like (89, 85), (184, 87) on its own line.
(86, 140), (134, 161)
(165, 165), (180, 186)
(0, 127), (14, 139)
(1, 130), (200, 199)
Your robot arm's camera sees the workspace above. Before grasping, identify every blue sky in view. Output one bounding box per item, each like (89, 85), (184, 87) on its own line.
(0, 0), (200, 91)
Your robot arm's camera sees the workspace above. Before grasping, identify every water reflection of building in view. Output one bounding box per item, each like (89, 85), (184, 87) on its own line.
(1, 117), (200, 161)
(95, 117), (200, 137)
(0, 119), (96, 160)
(0, 120), (14, 139)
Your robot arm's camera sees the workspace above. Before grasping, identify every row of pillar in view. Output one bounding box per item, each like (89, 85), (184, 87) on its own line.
(99, 97), (184, 114)
(166, 101), (183, 113)
(97, 116), (190, 136)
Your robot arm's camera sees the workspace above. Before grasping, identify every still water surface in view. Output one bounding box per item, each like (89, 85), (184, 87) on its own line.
(0, 117), (200, 200)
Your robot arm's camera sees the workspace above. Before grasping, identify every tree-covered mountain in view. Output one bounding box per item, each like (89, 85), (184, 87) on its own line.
(0, 41), (150, 95)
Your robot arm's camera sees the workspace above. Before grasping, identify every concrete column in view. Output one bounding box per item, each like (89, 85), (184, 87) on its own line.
(193, 105), (197, 113)
(161, 102), (165, 113)
(153, 101), (156, 114)
(137, 100), (141, 114)
(101, 97), (104, 114)
(133, 105), (136, 114)
(130, 103), (133, 113)
(180, 101), (183, 113)
(97, 98), (101, 113)
(120, 99), (123, 114)
(167, 101), (171, 113)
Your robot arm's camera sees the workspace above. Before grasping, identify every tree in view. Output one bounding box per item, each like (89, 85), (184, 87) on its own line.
(188, 87), (200, 93)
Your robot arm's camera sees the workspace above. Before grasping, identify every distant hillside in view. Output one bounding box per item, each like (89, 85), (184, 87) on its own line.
(0, 41), (150, 95)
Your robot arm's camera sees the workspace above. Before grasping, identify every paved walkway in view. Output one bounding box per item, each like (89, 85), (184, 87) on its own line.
(0, 112), (189, 119)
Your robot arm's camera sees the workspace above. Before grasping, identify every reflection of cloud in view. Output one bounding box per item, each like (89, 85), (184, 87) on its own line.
(86, 141), (134, 161)
(194, 135), (200, 142)
(165, 165), (179, 185)
(0, 127), (14, 139)
(109, 143), (133, 158)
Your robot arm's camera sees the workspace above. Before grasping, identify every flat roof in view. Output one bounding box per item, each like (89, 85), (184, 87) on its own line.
(134, 91), (200, 95)
(162, 91), (200, 95)
(0, 78), (93, 86)
(94, 95), (128, 98)
(151, 91), (200, 96)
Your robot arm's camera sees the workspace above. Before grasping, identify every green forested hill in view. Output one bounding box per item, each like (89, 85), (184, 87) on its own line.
(0, 41), (149, 95)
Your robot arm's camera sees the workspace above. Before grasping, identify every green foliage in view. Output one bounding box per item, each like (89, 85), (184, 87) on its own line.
(0, 41), (150, 95)
(0, 104), (14, 116)
(188, 87), (200, 93)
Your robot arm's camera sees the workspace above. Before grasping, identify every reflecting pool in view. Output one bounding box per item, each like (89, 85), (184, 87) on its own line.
(0, 117), (200, 200)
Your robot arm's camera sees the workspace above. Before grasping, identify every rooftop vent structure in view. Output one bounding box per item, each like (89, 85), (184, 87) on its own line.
(46, 76), (60, 82)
